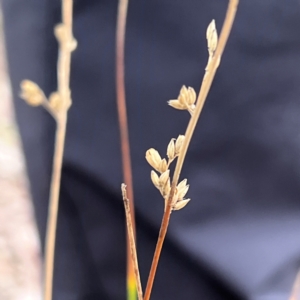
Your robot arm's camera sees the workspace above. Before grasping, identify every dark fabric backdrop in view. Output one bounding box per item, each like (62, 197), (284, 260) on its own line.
(2, 0), (300, 299)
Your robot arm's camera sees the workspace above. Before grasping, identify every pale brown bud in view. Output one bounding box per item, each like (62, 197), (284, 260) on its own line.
(159, 170), (170, 188)
(177, 183), (189, 201)
(206, 19), (218, 56)
(168, 86), (196, 112)
(54, 24), (67, 42)
(20, 80), (45, 106)
(146, 148), (162, 172)
(175, 135), (185, 155)
(167, 139), (175, 161)
(178, 85), (189, 106)
(49, 92), (62, 112)
(159, 158), (168, 173)
(55, 23), (77, 52)
(150, 170), (160, 189)
(177, 179), (187, 192)
(173, 199), (191, 211)
(186, 87), (196, 106)
(167, 100), (186, 110)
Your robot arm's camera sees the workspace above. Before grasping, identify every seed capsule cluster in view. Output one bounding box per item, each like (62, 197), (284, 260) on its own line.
(145, 20), (219, 212)
(20, 80), (68, 117)
(19, 23), (77, 118)
(168, 86), (197, 115)
(146, 135), (190, 211)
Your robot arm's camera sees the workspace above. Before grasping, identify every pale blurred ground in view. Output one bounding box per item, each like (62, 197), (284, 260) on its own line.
(0, 14), (42, 300)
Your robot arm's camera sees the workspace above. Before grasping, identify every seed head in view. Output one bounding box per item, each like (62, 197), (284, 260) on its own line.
(178, 86), (196, 107)
(150, 170), (160, 189)
(20, 80), (45, 106)
(167, 139), (175, 161)
(206, 19), (218, 56)
(168, 86), (196, 112)
(146, 148), (162, 172)
(159, 170), (170, 188)
(168, 99), (186, 110)
(159, 159), (168, 173)
(177, 183), (189, 201)
(175, 135), (185, 155)
(173, 199), (190, 211)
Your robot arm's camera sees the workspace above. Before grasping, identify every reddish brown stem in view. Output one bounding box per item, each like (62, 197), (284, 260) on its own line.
(116, 0), (138, 297)
(122, 184), (143, 300)
(143, 1), (239, 299)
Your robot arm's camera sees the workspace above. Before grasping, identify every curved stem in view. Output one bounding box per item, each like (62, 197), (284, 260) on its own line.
(143, 1), (239, 299)
(116, 1), (140, 299)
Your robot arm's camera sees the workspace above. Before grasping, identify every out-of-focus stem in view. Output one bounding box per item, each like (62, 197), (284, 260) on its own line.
(43, 1), (74, 300)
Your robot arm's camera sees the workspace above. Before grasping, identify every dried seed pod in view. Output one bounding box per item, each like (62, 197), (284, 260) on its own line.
(159, 159), (168, 173)
(177, 184), (189, 201)
(206, 19), (218, 56)
(173, 199), (191, 211)
(151, 170), (160, 189)
(49, 92), (62, 112)
(167, 139), (175, 161)
(159, 170), (170, 188)
(20, 80), (45, 106)
(146, 148), (162, 172)
(178, 85), (189, 106)
(186, 87), (196, 106)
(168, 86), (196, 112)
(175, 135), (185, 155)
(168, 99), (186, 110)
(177, 179), (187, 191)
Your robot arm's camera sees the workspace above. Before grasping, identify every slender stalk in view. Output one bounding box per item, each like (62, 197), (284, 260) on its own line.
(44, 115), (67, 300)
(116, 1), (139, 300)
(43, 1), (74, 300)
(122, 184), (143, 300)
(143, 1), (239, 299)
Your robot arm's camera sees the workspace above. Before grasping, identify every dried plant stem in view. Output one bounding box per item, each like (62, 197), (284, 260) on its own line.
(44, 116), (67, 300)
(143, 1), (239, 299)
(116, 0), (139, 299)
(44, 1), (74, 300)
(122, 184), (143, 300)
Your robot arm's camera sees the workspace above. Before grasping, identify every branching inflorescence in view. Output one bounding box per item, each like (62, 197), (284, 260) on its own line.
(122, 1), (239, 299)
